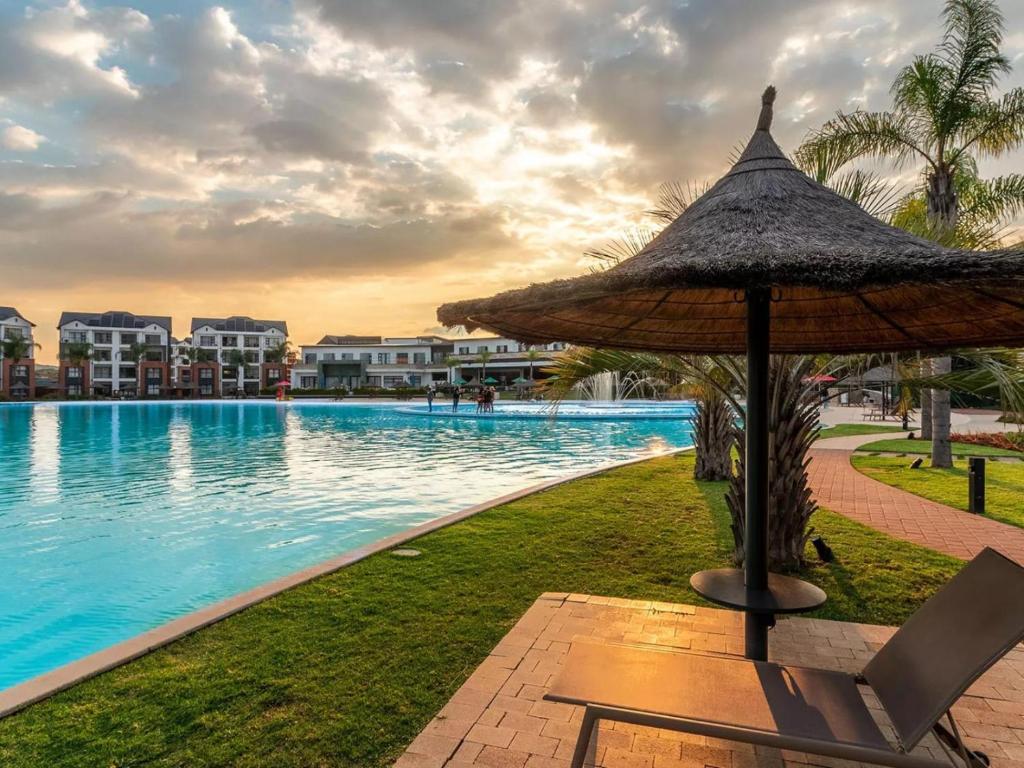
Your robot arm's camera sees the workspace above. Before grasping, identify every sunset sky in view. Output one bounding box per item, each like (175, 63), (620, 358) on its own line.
(3, 0), (1024, 363)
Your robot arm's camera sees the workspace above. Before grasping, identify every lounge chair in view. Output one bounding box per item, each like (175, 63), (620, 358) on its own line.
(545, 548), (1024, 768)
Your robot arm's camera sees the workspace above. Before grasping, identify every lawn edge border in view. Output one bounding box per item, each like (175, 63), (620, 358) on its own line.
(0, 446), (692, 719)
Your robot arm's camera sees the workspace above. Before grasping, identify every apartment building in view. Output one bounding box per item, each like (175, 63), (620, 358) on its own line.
(0, 306), (37, 399)
(187, 316), (289, 396)
(57, 311), (172, 397)
(290, 334), (565, 390)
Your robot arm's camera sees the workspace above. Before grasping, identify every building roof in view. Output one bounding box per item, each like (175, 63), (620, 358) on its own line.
(317, 334), (383, 345)
(58, 311), (171, 332)
(438, 86), (1024, 354)
(0, 307), (34, 326)
(191, 316), (288, 335)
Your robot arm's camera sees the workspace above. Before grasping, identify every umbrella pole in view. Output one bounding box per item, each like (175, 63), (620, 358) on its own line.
(745, 287), (771, 660)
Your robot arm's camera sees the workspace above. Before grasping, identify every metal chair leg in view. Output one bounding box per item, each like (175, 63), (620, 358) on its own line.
(571, 705), (599, 768)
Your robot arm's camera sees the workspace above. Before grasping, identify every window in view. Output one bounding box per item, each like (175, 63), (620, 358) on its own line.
(360, 353), (372, 363)
(304, 353), (316, 364)
(458, 346), (469, 354)
(377, 353), (391, 364)
(120, 366), (136, 379)
(67, 384), (83, 396)
(93, 332), (112, 344)
(12, 365), (27, 377)
(244, 336), (260, 348)
(181, 369), (192, 384)
(264, 337), (277, 347)
(145, 334), (161, 345)
(65, 331), (87, 343)
(199, 368), (213, 381)
(146, 368), (162, 381)
(94, 349), (112, 362)
(3, 327), (23, 340)
(396, 353), (409, 364)
(323, 353), (336, 362)
(497, 345), (508, 353)
(200, 335), (216, 347)
(413, 353), (426, 364)
(93, 366), (112, 379)
(266, 367), (281, 381)
(221, 335), (237, 347)
(383, 375), (405, 388)
(341, 353), (353, 360)
(300, 375), (317, 388)
(67, 367), (82, 380)
(477, 345), (488, 353)
(121, 333), (137, 344)
(244, 365), (260, 379)
(147, 383), (160, 395)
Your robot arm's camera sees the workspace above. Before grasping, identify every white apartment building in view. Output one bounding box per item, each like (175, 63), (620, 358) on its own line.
(290, 334), (565, 390)
(189, 316), (289, 395)
(57, 311), (172, 396)
(0, 306), (37, 399)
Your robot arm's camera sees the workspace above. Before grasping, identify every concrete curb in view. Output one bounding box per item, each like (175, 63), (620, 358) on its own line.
(0, 446), (692, 719)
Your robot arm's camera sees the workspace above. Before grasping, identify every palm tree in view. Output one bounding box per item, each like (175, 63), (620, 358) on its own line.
(477, 349), (493, 384)
(1, 335), (41, 367)
(444, 354), (461, 386)
(62, 341), (92, 366)
(524, 348), (542, 382)
(797, 0), (1024, 467)
(226, 349), (246, 395)
(265, 340), (291, 364)
(125, 341), (152, 399)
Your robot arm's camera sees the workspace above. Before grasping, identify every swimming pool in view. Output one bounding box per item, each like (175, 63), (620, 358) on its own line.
(0, 400), (694, 691)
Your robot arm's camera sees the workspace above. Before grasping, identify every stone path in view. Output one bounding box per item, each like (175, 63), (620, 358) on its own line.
(808, 432), (1024, 563)
(395, 594), (1024, 768)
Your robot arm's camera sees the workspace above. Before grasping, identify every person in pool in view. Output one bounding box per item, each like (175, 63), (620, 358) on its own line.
(452, 386), (461, 412)
(426, 385), (435, 412)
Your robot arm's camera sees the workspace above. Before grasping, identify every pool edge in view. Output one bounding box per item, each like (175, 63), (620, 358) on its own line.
(0, 446), (693, 720)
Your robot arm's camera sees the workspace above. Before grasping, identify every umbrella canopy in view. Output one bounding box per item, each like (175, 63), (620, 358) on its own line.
(452, 377), (468, 386)
(438, 85), (1024, 663)
(483, 376), (499, 384)
(275, 380), (291, 387)
(513, 376), (532, 384)
(439, 88), (1024, 355)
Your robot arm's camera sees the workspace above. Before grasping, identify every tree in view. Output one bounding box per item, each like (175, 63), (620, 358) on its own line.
(524, 348), (542, 382)
(62, 342), (92, 366)
(125, 342), (153, 399)
(444, 354), (461, 386)
(226, 349), (246, 394)
(265, 341), (291, 364)
(798, 0), (1024, 467)
(1, 335), (40, 366)
(477, 349), (493, 383)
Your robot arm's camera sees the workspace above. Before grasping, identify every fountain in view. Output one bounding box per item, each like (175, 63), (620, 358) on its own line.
(574, 371), (658, 403)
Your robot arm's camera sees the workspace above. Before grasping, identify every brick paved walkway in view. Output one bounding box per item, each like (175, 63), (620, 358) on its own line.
(395, 594), (1024, 768)
(807, 443), (1024, 563)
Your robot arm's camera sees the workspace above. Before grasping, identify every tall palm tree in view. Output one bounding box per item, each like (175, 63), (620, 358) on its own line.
(797, 0), (1024, 467)
(265, 340), (291, 364)
(444, 354), (461, 385)
(524, 348), (542, 382)
(226, 349), (246, 394)
(477, 349), (493, 383)
(62, 341), (92, 366)
(1, 335), (41, 367)
(126, 341), (153, 399)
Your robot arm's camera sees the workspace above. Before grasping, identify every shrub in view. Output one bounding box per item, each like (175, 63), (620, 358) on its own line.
(949, 431), (1024, 452)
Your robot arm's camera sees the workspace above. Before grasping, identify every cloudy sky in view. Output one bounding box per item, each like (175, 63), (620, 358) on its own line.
(3, 0), (1024, 362)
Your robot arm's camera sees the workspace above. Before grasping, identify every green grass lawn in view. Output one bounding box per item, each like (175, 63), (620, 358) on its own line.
(855, 438), (1024, 457)
(818, 423), (906, 439)
(852, 454), (1024, 530)
(0, 454), (962, 768)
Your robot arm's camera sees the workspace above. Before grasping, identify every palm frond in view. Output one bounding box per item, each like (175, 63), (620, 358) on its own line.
(583, 227), (657, 269)
(646, 181), (710, 224)
(796, 110), (934, 173)
(955, 87), (1024, 157)
(938, 0), (1009, 101)
(826, 169), (906, 220)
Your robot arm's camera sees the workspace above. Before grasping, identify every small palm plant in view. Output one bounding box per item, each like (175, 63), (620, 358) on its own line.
(1, 335), (41, 367)
(524, 348), (542, 382)
(444, 354), (461, 386)
(265, 341), (290, 364)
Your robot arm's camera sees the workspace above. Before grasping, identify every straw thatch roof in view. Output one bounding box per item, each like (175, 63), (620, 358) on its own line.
(438, 87), (1024, 354)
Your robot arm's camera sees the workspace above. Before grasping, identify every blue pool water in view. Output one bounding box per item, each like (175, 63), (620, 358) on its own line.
(0, 400), (694, 691)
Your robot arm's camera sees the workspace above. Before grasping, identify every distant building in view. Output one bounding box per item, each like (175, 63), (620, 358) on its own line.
(188, 316), (289, 396)
(57, 311), (172, 397)
(290, 335), (564, 390)
(0, 307), (37, 399)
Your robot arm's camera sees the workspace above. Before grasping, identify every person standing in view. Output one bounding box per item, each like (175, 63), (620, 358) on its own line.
(426, 385), (435, 412)
(452, 386), (461, 412)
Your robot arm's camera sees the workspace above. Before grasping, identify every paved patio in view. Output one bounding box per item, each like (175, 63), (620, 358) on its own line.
(809, 433), (1024, 563)
(395, 594), (1024, 768)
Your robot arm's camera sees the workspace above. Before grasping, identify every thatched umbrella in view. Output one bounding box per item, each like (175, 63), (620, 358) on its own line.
(438, 86), (1024, 660)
